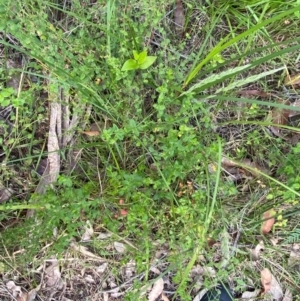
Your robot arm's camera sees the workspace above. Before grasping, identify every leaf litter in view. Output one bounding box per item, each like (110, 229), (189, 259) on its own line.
(148, 273), (164, 301)
(261, 268), (283, 300)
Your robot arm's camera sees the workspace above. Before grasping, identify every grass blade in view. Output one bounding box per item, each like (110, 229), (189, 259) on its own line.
(183, 5), (300, 87)
(216, 67), (284, 93)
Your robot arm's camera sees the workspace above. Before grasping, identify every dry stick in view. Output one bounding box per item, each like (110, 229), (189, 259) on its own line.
(62, 90), (70, 147)
(66, 104), (92, 173)
(56, 88), (63, 147)
(47, 100), (61, 184)
(27, 88), (61, 218)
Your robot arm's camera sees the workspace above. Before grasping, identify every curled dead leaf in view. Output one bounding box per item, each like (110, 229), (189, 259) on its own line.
(82, 123), (102, 136)
(272, 102), (290, 125)
(26, 288), (38, 301)
(261, 268), (283, 300)
(270, 100), (290, 136)
(261, 210), (276, 234)
(282, 289), (293, 301)
(148, 277), (164, 301)
(0, 183), (13, 203)
(97, 232), (112, 240)
(82, 130), (100, 136)
(45, 260), (64, 289)
(81, 220), (94, 242)
(6, 281), (23, 298)
(192, 288), (209, 301)
(96, 262), (108, 273)
(114, 241), (126, 253)
(70, 242), (107, 261)
(261, 268), (272, 293)
(241, 289), (261, 299)
(85, 274), (95, 284)
(161, 293), (170, 301)
(219, 156), (268, 177)
(251, 240), (264, 260)
(237, 90), (270, 98)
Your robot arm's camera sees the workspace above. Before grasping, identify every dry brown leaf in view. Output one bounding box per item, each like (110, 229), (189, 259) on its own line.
(161, 293), (170, 301)
(146, 267), (164, 301)
(82, 122), (102, 136)
(192, 289), (209, 301)
(288, 244), (300, 269)
(237, 90), (270, 98)
(96, 262), (108, 273)
(81, 220), (94, 242)
(261, 210), (276, 234)
(261, 268), (283, 300)
(97, 232), (113, 239)
(6, 281), (23, 298)
(288, 99), (300, 122)
(148, 277), (164, 301)
(114, 241), (126, 253)
(45, 260), (63, 289)
(220, 156), (268, 177)
(282, 289), (293, 301)
(241, 289), (261, 299)
(251, 240), (264, 260)
(85, 274), (95, 284)
(268, 99), (291, 138)
(82, 130), (100, 136)
(261, 268), (272, 293)
(270, 238), (279, 246)
(174, 0), (185, 37)
(111, 292), (124, 298)
(26, 288), (38, 301)
(0, 185), (13, 203)
(103, 293), (109, 301)
(202, 267), (216, 277)
(70, 242), (107, 262)
(284, 73), (300, 86)
(271, 100), (290, 126)
(124, 260), (136, 280)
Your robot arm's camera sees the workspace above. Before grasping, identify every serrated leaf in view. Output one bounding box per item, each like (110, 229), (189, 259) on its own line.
(121, 59), (138, 71)
(133, 50), (139, 61)
(139, 56), (157, 70)
(138, 51), (147, 64)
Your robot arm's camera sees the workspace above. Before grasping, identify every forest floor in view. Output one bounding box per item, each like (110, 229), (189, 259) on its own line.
(1, 1), (300, 300)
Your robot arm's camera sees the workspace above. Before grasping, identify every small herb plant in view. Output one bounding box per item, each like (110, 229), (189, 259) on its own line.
(121, 50), (157, 71)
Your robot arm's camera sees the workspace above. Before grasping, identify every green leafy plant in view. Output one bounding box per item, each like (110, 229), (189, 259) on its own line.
(3, 0), (300, 299)
(121, 50), (157, 71)
(0, 87), (15, 106)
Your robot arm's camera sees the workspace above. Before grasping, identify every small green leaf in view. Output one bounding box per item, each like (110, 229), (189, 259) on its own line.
(138, 56), (157, 70)
(138, 51), (147, 64)
(133, 50), (139, 61)
(121, 59), (138, 71)
(0, 97), (10, 106)
(295, 0), (300, 17)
